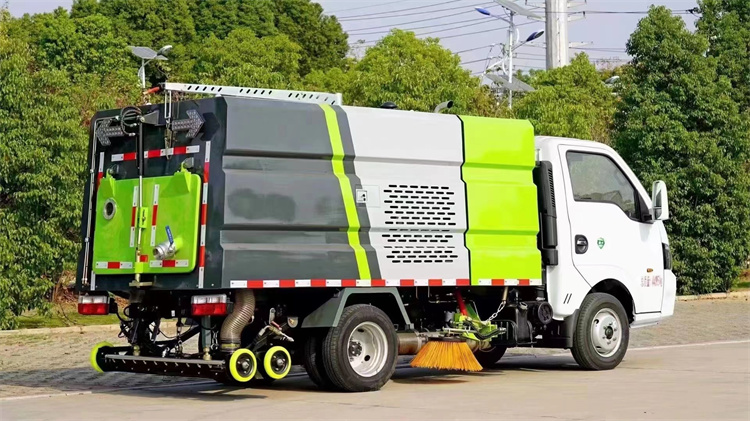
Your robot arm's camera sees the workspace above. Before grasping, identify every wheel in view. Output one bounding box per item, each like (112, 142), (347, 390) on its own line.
(322, 304), (398, 392)
(302, 329), (336, 389)
(226, 348), (258, 383)
(90, 341), (114, 373)
(260, 346), (292, 380)
(571, 293), (630, 370)
(474, 345), (507, 368)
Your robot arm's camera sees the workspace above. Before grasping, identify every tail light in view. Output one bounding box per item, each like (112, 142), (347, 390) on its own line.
(192, 294), (228, 316)
(78, 295), (110, 315)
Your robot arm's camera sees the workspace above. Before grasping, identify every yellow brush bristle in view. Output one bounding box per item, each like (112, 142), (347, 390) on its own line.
(410, 340), (483, 372)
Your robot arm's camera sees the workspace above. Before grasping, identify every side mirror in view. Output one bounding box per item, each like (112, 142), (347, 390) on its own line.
(651, 180), (669, 221)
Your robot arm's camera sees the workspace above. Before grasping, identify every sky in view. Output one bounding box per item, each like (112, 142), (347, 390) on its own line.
(8, 0), (699, 75)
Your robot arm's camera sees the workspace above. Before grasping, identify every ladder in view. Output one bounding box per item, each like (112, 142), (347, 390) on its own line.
(160, 82), (343, 106)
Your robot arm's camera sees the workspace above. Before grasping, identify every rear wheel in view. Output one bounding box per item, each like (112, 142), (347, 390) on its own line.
(322, 304), (398, 392)
(571, 293), (630, 370)
(301, 329), (335, 389)
(474, 345), (507, 368)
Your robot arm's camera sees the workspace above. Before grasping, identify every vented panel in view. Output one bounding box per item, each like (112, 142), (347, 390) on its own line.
(383, 185), (458, 227)
(384, 245), (459, 264)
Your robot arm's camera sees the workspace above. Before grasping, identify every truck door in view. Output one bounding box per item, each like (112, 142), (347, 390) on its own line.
(559, 145), (664, 314)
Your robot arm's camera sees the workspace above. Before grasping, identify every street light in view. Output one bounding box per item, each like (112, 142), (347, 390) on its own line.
(129, 45), (172, 89)
(475, 4), (543, 109)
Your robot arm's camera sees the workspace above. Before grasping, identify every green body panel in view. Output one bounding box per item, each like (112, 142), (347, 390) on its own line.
(93, 170), (202, 275)
(93, 176), (139, 275)
(460, 115), (542, 283)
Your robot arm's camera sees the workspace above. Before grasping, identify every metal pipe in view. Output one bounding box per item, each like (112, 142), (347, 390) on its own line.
(433, 100), (453, 113)
(397, 331), (428, 355)
(220, 290), (255, 352)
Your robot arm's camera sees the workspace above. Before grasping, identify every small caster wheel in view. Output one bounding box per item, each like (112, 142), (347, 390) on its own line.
(226, 349), (258, 383)
(260, 346), (292, 381)
(90, 341), (114, 373)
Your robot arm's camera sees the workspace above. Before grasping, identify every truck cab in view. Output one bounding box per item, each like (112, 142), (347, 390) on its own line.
(536, 136), (677, 329)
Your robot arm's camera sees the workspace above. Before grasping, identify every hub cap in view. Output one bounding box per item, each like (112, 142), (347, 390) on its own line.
(590, 308), (622, 357)
(347, 322), (388, 378)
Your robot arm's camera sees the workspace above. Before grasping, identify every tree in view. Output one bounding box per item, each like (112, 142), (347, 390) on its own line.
(513, 53), (617, 143)
(613, 6), (750, 294)
(177, 28), (303, 88)
(0, 13), (88, 328)
(697, 0), (750, 112)
(312, 30), (498, 116)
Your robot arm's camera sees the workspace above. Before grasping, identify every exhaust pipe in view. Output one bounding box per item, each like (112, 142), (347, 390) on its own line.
(219, 290), (255, 352)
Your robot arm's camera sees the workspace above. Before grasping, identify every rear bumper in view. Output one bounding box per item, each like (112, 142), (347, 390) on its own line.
(94, 346), (227, 380)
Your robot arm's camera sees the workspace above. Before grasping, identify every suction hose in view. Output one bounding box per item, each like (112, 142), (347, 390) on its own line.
(220, 290), (255, 352)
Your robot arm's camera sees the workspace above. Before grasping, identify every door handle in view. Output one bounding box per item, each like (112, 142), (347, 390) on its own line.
(575, 235), (588, 254)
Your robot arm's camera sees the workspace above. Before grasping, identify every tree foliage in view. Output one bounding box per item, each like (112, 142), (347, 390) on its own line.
(697, 0), (750, 112)
(613, 6), (750, 294)
(308, 30), (499, 116)
(513, 53), (617, 143)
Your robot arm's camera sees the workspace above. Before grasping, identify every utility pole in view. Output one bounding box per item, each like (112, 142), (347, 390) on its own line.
(545, 0), (569, 68)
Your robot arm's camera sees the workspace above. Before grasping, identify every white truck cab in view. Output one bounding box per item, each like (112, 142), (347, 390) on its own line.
(536, 136), (677, 330)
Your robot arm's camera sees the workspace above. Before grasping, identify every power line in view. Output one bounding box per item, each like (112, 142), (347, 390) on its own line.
(352, 20), (535, 46)
(328, 1), (403, 14)
(345, 4), (499, 38)
(338, 1), (494, 21)
(348, 16), (486, 35)
(352, 16), (499, 43)
(335, 0), (463, 19)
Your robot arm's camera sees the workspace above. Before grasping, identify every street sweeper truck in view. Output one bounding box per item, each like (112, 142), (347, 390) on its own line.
(76, 82), (676, 392)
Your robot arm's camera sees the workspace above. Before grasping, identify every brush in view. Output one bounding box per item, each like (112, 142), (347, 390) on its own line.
(410, 337), (483, 372)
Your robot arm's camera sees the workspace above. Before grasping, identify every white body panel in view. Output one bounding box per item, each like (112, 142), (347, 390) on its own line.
(536, 136), (676, 326)
(344, 107), (470, 280)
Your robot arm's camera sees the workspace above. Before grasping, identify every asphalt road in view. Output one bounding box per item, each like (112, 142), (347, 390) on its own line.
(2, 340), (748, 421)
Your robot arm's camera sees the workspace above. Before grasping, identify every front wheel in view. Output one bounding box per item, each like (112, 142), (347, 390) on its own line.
(322, 304), (398, 392)
(571, 293), (630, 370)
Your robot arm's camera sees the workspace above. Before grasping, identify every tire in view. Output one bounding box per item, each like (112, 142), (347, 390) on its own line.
(301, 329), (336, 390)
(322, 304), (398, 392)
(571, 292), (630, 370)
(474, 345), (507, 368)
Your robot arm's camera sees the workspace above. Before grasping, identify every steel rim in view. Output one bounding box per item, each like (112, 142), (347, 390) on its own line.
(590, 308), (622, 358)
(347, 321), (388, 378)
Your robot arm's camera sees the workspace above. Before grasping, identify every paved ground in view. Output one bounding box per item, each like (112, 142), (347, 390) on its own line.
(0, 298), (748, 419)
(2, 341), (748, 420)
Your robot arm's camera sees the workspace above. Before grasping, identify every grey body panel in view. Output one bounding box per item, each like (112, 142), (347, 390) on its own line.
(301, 288), (411, 328)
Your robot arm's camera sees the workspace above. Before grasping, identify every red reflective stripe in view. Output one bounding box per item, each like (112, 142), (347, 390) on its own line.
(204, 163), (210, 183)
(173, 146), (187, 155)
(371, 279), (386, 287)
(518, 279), (530, 286)
(151, 205), (158, 225)
(97, 172), (103, 187)
(198, 246), (205, 267)
(162, 260), (176, 268)
(428, 279), (442, 287)
(107, 262), (120, 269)
(131, 207), (137, 226)
(147, 149), (162, 158)
(456, 279), (470, 286)
(201, 204), (207, 225)
(342, 279), (356, 287)
(280, 279), (295, 288)
(139, 255), (148, 262)
(123, 152), (137, 161)
(400, 279), (415, 287)
(491, 279), (505, 286)
(311, 279), (326, 287)
(247, 280), (263, 289)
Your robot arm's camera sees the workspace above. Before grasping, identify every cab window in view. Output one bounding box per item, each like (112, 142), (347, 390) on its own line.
(566, 151), (638, 219)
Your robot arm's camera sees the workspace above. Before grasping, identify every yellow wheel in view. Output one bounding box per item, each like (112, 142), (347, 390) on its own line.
(227, 349), (257, 383)
(90, 341), (114, 373)
(262, 346), (292, 380)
